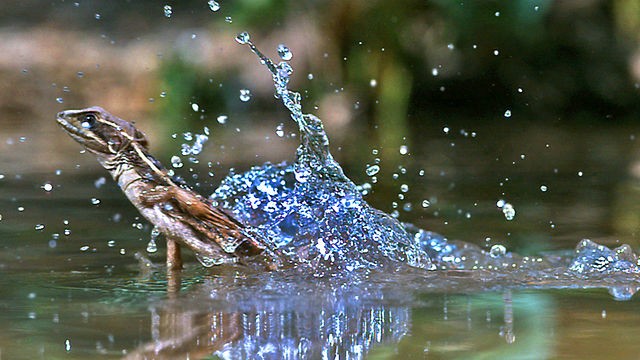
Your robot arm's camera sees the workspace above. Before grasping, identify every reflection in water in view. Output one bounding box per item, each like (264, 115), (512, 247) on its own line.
(125, 274), (411, 359)
(500, 290), (515, 344)
(125, 273), (545, 359)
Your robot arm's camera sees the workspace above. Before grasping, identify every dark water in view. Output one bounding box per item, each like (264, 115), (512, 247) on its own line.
(2, 179), (640, 360)
(3, 109), (640, 358)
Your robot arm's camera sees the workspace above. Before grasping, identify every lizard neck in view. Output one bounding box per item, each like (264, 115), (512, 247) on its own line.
(99, 143), (176, 201)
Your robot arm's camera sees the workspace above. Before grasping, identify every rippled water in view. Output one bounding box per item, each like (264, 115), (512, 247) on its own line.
(3, 38), (640, 360)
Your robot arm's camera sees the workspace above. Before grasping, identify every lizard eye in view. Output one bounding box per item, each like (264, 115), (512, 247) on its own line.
(81, 114), (97, 129)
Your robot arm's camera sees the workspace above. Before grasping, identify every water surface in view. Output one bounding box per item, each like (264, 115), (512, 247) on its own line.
(2, 116), (640, 359)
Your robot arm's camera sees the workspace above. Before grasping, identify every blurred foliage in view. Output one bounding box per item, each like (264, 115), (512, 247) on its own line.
(149, 0), (640, 141)
(8, 0), (633, 124)
(312, 0), (640, 121)
(156, 56), (227, 149)
(6, 0), (637, 145)
(147, 0), (640, 166)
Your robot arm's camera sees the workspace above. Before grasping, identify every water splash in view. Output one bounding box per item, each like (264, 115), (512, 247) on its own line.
(211, 34), (640, 280)
(213, 35), (432, 274)
(568, 239), (639, 274)
(180, 130), (209, 157)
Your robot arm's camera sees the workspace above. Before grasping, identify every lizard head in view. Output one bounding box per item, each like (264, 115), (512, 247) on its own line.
(56, 106), (149, 156)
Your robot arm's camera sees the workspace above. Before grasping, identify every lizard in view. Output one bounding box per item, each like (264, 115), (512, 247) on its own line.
(56, 106), (283, 271)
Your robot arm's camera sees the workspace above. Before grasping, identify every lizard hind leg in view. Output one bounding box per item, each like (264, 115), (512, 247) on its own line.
(166, 237), (183, 270)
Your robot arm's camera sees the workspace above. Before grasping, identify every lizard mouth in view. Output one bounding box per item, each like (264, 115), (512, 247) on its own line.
(56, 113), (85, 141)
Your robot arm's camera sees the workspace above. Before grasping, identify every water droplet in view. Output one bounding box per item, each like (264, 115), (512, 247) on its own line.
(171, 155), (183, 168)
(540, 185), (548, 192)
(493, 49), (500, 56)
(90, 198), (101, 205)
(80, 245), (90, 251)
(56, 97), (64, 104)
(196, 253), (214, 267)
(208, 0), (220, 11)
(308, 73), (314, 80)
(225, 16), (232, 23)
(496, 199), (506, 208)
(275, 123), (285, 137)
(107, 240), (115, 247)
(370, 79), (377, 87)
(403, 203), (413, 212)
(504, 109), (512, 118)
(534, 5), (540, 11)
(94, 177), (106, 188)
(146, 239), (158, 253)
(160, 91), (167, 98)
(443, 126), (450, 134)
(235, 32), (250, 44)
(163, 5), (172, 17)
(35, 224), (45, 231)
(94, 13), (101, 20)
(239, 89), (251, 102)
(278, 62), (293, 79)
(294, 167), (311, 183)
(65, 339), (71, 352)
(489, 244), (506, 258)
(41, 183), (53, 192)
(217, 115), (228, 124)
(431, 68), (439, 76)
(494, 11), (500, 16)
(119, 248), (126, 255)
(366, 164), (380, 176)
(277, 44), (293, 60)
(191, 103), (199, 112)
(400, 184), (409, 193)
(447, 43), (455, 50)
(399, 145), (409, 155)
(501, 203), (516, 221)
(578, 171), (583, 177)
(76, 71), (84, 78)
(422, 200), (431, 208)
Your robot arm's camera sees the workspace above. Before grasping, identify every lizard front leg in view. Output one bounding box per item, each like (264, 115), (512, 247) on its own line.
(138, 186), (184, 270)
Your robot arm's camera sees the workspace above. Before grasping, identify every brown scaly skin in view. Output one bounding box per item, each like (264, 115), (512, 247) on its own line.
(56, 106), (282, 271)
